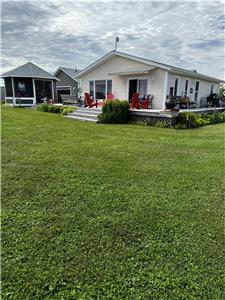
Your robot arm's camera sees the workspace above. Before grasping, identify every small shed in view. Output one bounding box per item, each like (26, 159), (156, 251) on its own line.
(1, 62), (59, 106)
(54, 67), (80, 102)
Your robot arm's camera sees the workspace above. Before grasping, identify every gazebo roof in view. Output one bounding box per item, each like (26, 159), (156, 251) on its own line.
(1, 62), (59, 80)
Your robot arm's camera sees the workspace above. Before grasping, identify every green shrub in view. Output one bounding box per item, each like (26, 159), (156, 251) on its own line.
(174, 123), (188, 130)
(37, 104), (64, 114)
(176, 111), (225, 129)
(37, 104), (49, 112)
(62, 107), (75, 115)
(178, 112), (200, 128)
(179, 112), (211, 128)
(98, 100), (129, 124)
(154, 120), (170, 128)
(201, 114), (214, 124)
(213, 112), (225, 123)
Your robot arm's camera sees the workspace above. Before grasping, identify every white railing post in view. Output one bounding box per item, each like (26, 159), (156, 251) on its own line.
(32, 78), (36, 105)
(51, 80), (54, 101)
(162, 71), (169, 110)
(12, 77), (15, 105)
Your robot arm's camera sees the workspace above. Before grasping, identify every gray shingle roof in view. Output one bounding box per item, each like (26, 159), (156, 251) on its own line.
(1, 62), (58, 80)
(60, 67), (80, 78)
(54, 67), (81, 81)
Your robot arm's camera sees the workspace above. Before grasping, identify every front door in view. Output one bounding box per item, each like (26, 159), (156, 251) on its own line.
(129, 80), (138, 100)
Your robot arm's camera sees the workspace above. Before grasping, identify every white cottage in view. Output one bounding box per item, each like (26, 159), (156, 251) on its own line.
(76, 50), (222, 110)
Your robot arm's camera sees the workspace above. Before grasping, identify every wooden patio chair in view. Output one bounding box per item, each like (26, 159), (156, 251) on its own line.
(130, 93), (140, 109)
(106, 92), (115, 100)
(84, 93), (98, 108)
(141, 94), (153, 109)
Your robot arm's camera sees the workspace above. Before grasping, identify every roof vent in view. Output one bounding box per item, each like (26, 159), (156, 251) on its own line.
(190, 69), (197, 73)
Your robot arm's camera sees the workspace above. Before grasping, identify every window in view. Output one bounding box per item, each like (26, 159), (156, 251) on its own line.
(194, 81), (199, 101)
(35, 80), (52, 102)
(138, 79), (148, 98)
(210, 84), (214, 94)
(107, 80), (112, 95)
(14, 77), (33, 97)
(57, 86), (71, 102)
(5, 77), (13, 97)
(89, 81), (94, 97)
(89, 80), (112, 99)
(174, 78), (179, 96)
(95, 80), (106, 99)
(184, 80), (189, 96)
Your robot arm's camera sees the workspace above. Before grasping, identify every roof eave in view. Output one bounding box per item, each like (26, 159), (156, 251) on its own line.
(54, 67), (79, 83)
(170, 69), (223, 83)
(1, 74), (60, 81)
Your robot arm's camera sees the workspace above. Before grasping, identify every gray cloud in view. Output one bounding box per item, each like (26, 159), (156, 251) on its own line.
(1, 0), (225, 79)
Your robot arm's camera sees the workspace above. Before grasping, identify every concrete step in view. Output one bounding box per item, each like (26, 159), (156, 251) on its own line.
(65, 115), (97, 122)
(68, 112), (98, 120)
(76, 108), (102, 114)
(64, 107), (102, 123)
(70, 110), (100, 117)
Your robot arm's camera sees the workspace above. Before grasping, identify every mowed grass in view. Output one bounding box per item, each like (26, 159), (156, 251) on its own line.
(2, 107), (225, 300)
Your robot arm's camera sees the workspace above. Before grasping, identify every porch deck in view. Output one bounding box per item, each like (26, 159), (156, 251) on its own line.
(129, 107), (225, 125)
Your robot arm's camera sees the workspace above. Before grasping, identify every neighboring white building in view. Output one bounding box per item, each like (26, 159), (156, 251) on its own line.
(76, 50), (223, 110)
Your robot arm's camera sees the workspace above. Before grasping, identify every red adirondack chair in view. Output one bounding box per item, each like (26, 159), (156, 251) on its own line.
(84, 93), (98, 108)
(141, 94), (153, 109)
(107, 92), (115, 100)
(130, 93), (140, 109)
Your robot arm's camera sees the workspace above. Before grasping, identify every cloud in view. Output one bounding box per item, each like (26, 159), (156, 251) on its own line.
(1, 0), (224, 80)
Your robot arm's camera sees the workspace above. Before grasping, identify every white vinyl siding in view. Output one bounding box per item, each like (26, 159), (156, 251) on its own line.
(167, 73), (219, 107)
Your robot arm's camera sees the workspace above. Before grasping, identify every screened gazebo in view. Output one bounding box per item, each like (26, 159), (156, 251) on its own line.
(1, 62), (59, 106)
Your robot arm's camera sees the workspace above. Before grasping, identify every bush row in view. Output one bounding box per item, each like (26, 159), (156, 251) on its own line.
(98, 100), (130, 124)
(37, 104), (74, 115)
(175, 111), (225, 129)
(136, 111), (225, 129)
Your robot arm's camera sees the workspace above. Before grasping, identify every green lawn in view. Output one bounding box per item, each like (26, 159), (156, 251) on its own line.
(2, 107), (225, 300)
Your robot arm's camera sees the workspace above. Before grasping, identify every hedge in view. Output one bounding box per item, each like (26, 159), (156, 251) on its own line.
(98, 100), (130, 124)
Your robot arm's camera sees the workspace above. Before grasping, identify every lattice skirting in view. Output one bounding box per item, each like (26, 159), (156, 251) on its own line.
(129, 114), (178, 126)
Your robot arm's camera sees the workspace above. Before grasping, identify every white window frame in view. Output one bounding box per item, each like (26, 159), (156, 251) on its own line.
(127, 77), (150, 99)
(89, 80), (112, 99)
(57, 86), (71, 94)
(174, 77), (180, 97)
(194, 81), (200, 102)
(184, 79), (189, 97)
(210, 84), (214, 94)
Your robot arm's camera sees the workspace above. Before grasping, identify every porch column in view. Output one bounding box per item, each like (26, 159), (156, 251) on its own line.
(32, 78), (36, 105)
(162, 71), (169, 110)
(51, 80), (54, 100)
(12, 77), (15, 105)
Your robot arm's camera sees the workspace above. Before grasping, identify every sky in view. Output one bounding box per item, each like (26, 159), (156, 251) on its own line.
(1, 0), (225, 80)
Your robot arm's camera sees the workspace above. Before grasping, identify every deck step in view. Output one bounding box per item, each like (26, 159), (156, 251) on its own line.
(69, 112), (99, 119)
(65, 115), (97, 122)
(64, 106), (102, 123)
